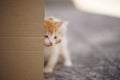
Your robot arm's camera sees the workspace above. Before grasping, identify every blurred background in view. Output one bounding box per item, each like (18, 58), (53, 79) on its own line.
(45, 0), (120, 80)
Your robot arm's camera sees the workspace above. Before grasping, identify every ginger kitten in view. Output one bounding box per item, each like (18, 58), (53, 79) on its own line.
(44, 17), (72, 73)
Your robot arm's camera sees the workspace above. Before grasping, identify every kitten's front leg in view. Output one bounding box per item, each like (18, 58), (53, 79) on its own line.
(44, 50), (59, 73)
(61, 49), (72, 67)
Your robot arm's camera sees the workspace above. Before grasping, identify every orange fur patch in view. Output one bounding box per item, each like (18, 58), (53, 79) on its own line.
(44, 19), (59, 35)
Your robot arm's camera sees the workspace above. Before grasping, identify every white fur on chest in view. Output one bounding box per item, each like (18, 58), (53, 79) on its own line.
(44, 42), (63, 59)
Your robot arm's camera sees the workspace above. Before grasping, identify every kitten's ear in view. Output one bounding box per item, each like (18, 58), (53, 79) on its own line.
(55, 22), (63, 28)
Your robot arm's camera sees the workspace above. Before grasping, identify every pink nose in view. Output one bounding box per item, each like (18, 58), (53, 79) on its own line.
(49, 42), (53, 45)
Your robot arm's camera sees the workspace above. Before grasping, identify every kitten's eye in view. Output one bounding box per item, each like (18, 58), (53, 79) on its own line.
(54, 36), (57, 39)
(44, 35), (48, 38)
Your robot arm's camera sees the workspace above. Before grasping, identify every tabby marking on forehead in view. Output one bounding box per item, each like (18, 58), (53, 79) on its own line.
(44, 19), (59, 35)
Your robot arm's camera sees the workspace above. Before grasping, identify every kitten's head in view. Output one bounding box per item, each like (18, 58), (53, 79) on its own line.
(44, 17), (64, 47)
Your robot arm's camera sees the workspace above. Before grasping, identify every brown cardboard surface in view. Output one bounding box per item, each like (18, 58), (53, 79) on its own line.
(0, 52), (43, 80)
(0, 0), (44, 80)
(0, 37), (43, 51)
(0, 24), (43, 36)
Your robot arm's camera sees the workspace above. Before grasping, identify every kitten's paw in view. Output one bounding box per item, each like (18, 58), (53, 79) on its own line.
(44, 67), (53, 73)
(64, 60), (72, 67)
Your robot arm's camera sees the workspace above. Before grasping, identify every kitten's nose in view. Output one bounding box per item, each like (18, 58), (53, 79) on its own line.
(49, 42), (53, 45)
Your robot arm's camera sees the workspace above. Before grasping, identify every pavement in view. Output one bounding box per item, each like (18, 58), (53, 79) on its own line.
(45, 0), (120, 80)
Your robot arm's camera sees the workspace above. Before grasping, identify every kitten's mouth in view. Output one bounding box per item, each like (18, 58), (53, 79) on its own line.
(45, 44), (53, 47)
(45, 39), (62, 47)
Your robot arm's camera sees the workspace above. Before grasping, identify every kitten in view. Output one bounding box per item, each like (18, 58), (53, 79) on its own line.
(44, 17), (72, 73)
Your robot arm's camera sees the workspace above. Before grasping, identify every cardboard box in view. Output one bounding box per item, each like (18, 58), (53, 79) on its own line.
(0, 0), (44, 80)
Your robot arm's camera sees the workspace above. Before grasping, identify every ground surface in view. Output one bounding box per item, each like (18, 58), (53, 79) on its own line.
(45, 0), (120, 80)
